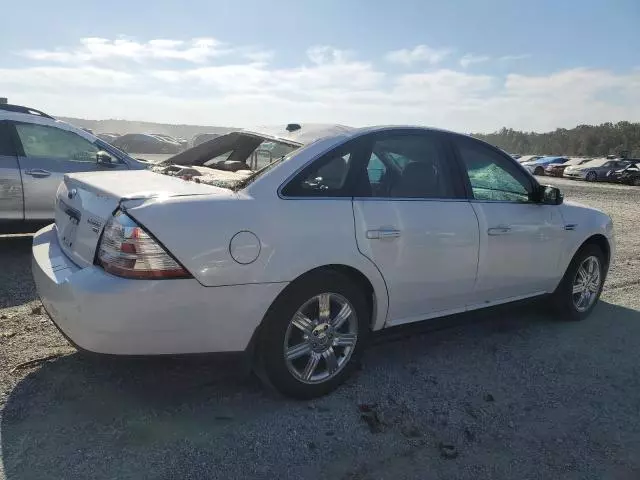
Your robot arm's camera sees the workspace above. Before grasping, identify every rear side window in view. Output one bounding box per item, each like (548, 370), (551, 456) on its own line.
(14, 123), (99, 162)
(0, 121), (16, 156)
(454, 137), (533, 202)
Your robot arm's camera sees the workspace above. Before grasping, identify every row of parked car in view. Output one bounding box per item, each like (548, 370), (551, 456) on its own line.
(94, 132), (222, 155)
(512, 154), (640, 186)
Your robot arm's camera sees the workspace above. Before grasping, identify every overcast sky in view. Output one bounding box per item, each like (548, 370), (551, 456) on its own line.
(2, 0), (639, 132)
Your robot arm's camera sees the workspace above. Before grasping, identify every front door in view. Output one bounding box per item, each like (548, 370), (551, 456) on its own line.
(450, 135), (565, 305)
(11, 122), (127, 220)
(353, 131), (480, 326)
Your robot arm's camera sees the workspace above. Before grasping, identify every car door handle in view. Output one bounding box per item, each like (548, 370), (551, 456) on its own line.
(487, 225), (512, 235)
(366, 228), (401, 240)
(24, 169), (51, 178)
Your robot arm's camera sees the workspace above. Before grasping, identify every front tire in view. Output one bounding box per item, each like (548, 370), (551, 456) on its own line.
(586, 171), (597, 182)
(258, 270), (370, 399)
(534, 166), (544, 176)
(551, 244), (606, 321)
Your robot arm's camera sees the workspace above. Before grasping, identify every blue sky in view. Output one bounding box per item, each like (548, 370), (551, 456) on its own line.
(2, 0), (639, 132)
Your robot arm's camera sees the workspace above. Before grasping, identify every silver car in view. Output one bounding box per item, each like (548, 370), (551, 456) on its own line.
(564, 158), (632, 182)
(0, 104), (148, 233)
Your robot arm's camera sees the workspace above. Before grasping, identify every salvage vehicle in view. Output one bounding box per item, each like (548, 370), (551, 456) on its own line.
(544, 157), (591, 177)
(32, 124), (615, 399)
(564, 158), (632, 182)
(112, 133), (182, 155)
(192, 132), (222, 148)
(97, 133), (120, 144)
(607, 161), (640, 185)
(516, 155), (543, 164)
(148, 133), (188, 150)
(0, 104), (148, 233)
(521, 156), (569, 176)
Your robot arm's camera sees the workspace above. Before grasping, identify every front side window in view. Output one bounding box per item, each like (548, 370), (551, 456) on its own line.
(365, 133), (456, 198)
(15, 123), (99, 162)
(282, 150), (352, 196)
(455, 137), (532, 202)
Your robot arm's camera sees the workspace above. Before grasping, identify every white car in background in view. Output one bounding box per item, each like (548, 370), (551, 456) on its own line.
(32, 124), (614, 398)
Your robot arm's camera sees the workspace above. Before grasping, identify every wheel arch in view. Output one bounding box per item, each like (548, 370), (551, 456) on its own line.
(555, 233), (611, 292)
(246, 263), (387, 364)
(579, 234), (611, 267)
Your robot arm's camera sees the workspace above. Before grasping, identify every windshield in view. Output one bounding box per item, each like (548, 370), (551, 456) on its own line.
(93, 138), (139, 164)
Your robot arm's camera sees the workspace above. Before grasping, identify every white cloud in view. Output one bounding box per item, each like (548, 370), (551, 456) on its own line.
(459, 54), (491, 68)
(306, 46), (353, 65)
(21, 37), (237, 64)
(4, 37), (639, 132)
(499, 54), (531, 62)
(385, 45), (452, 65)
(0, 66), (134, 90)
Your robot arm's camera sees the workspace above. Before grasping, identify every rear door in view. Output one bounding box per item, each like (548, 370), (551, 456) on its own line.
(0, 121), (23, 221)
(10, 121), (129, 220)
(352, 130), (480, 326)
(450, 135), (565, 305)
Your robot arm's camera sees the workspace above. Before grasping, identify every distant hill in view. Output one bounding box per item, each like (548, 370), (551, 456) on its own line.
(59, 117), (237, 141)
(472, 122), (640, 157)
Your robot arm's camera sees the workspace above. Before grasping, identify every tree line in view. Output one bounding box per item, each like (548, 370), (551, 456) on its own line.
(472, 121), (640, 158)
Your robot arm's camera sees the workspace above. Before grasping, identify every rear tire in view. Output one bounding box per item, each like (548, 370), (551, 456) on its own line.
(258, 270), (370, 399)
(551, 244), (606, 321)
(632, 177), (640, 187)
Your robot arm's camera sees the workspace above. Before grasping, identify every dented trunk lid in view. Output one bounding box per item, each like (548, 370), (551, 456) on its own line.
(54, 170), (233, 268)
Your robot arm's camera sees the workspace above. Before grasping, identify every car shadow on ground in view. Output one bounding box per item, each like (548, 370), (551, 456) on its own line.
(0, 236), (36, 308)
(3, 300), (640, 479)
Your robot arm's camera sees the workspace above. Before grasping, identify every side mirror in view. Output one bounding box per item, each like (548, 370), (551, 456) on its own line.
(96, 150), (115, 168)
(536, 185), (563, 205)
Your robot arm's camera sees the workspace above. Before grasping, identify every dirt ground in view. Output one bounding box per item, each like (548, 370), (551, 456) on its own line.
(1, 178), (639, 480)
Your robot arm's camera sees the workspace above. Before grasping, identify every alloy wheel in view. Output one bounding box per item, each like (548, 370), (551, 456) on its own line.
(572, 255), (601, 312)
(586, 172), (597, 182)
(283, 293), (358, 384)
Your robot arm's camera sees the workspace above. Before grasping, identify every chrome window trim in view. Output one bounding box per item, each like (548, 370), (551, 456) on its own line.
(352, 196), (468, 203)
(277, 128), (463, 201)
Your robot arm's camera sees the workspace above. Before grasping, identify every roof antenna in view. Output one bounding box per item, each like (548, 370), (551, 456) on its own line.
(286, 123), (301, 132)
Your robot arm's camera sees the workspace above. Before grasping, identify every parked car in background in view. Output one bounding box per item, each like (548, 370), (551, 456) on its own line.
(511, 153), (521, 159)
(0, 104), (148, 232)
(606, 161), (640, 185)
(521, 156), (569, 175)
(545, 157), (591, 177)
(97, 133), (120, 144)
(112, 133), (182, 154)
(32, 123), (614, 399)
(149, 133), (188, 150)
(192, 132), (221, 147)
(564, 158), (632, 182)
(517, 155), (543, 164)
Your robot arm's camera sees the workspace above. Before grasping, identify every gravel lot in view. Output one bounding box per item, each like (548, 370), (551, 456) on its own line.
(1, 178), (639, 480)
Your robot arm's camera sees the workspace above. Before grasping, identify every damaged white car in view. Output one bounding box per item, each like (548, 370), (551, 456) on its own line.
(32, 123), (614, 398)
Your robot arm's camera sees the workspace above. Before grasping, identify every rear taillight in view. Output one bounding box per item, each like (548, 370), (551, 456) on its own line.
(97, 211), (190, 279)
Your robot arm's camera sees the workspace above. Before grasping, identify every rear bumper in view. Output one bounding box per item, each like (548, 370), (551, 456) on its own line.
(32, 224), (286, 355)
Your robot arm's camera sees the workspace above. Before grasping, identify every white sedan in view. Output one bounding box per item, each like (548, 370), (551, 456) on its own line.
(32, 124), (614, 398)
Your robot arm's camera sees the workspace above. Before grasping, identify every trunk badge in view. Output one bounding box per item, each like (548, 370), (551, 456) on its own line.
(87, 217), (103, 234)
